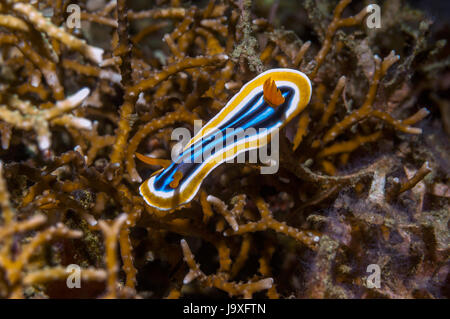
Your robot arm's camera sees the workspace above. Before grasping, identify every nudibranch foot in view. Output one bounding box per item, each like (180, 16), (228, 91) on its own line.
(139, 68), (312, 211)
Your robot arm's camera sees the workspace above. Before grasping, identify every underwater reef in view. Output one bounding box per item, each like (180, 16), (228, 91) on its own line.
(0, 0), (448, 298)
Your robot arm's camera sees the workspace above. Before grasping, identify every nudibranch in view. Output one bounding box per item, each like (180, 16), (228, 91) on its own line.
(139, 68), (312, 211)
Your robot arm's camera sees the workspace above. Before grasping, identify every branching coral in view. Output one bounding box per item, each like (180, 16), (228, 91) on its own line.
(0, 161), (93, 298)
(12, 3), (104, 64)
(0, 88), (91, 150)
(180, 238), (274, 299)
(0, 0), (447, 299)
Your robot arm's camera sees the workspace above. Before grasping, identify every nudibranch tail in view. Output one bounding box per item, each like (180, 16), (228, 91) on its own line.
(139, 68), (312, 211)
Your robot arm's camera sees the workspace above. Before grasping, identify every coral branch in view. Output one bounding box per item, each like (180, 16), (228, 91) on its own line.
(0, 88), (91, 150)
(317, 131), (382, 158)
(207, 195), (239, 232)
(224, 197), (321, 250)
(320, 76), (346, 128)
(98, 214), (127, 298)
(310, 0), (368, 78)
(398, 162), (432, 194)
(13, 3), (104, 64)
(180, 239), (274, 298)
(0, 162), (15, 225)
(0, 14), (29, 32)
(322, 52), (400, 144)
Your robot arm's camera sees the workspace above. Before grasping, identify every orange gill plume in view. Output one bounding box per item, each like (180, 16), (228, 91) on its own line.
(169, 171), (183, 189)
(263, 77), (285, 108)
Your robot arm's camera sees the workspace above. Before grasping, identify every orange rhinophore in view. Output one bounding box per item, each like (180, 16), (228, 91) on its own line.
(263, 77), (285, 108)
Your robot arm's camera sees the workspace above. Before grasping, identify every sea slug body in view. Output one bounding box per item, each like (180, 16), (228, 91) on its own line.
(140, 68), (312, 210)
